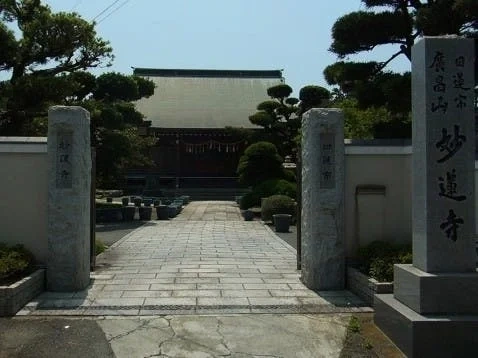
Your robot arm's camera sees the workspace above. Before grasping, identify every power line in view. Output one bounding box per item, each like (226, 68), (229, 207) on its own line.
(92, 0), (122, 21)
(96, 0), (132, 24)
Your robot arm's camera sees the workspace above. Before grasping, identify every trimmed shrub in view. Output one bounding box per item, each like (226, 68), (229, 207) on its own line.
(240, 179), (297, 210)
(240, 192), (261, 210)
(237, 142), (285, 187)
(254, 179), (297, 199)
(96, 201), (122, 209)
(0, 244), (35, 284)
(261, 195), (296, 222)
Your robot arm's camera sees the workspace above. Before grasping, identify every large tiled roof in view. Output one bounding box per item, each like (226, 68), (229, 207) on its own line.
(133, 68), (284, 129)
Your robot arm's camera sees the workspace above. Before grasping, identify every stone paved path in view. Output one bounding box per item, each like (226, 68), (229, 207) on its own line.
(20, 201), (369, 316)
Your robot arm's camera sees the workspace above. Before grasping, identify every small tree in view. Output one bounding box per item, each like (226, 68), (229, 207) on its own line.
(324, 0), (477, 138)
(0, 0), (114, 134)
(248, 84), (330, 158)
(86, 73), (155, 187)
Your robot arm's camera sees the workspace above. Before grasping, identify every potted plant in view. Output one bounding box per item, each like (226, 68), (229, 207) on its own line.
(273, 214), (292, 232)
(242, 209), (254, 221)
(121, 206), (136, 221)
(121, 197), (129, 206)
(133, 197), (142, 207)
(261, 195), (296, 223)
(106, 197), (113, 203)
(156, 205), (169, 220)
(138, 206), (152, 220)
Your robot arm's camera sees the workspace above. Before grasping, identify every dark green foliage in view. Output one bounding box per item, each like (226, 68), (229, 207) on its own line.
(299, 85), (330, 113)
(239, 179), (297, 210)
(0, 0), (113, 134)
(267, 84), (293, 100)
(357, 240), (412, 282)
(326, 0), (477, 138)
(257, 100), (282, 112)
(348, 316), (361, 333)
(372, 116), (411, 139)
(324, 62), (381, 89)
(133, 76), (155, 98)
(0, 244), (35, 284)
(248, 84), (328, 159)
(95, 239), (106, 255)
(254, 179), (297, 199)
(94, 73), (140, 102)
(237, 142), (285, 187)
(239, 192), (261, 210)
(261, 195), (296, 222)
(95, 201), (122, 209)
(330, 11), (412, 58)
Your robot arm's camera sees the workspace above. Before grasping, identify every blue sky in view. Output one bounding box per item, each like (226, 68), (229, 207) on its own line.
(42, 1), (410, 94)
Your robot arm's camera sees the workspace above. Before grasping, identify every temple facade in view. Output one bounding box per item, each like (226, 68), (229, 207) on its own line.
(128, 68), (283, 195)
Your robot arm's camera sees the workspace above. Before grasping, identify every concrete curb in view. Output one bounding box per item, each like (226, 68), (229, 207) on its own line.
(96, 222), (147, 260)
(262, 222), (297, 255)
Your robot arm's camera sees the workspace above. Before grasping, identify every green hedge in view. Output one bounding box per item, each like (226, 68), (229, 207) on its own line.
(357, 240), (412, 282)
(261, 195), (296, 222)
(96, 201), (122, 209)
(0, 244), (35, 285)
(239, 179), (297, 210)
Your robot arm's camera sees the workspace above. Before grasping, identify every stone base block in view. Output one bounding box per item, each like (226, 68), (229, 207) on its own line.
(394, 264), (478, 314)
(0, 269), (45, 316)
(374, 294), (478, 358)
(346, 266), (392, 307)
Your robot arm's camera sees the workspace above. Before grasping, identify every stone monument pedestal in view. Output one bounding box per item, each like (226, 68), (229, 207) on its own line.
(375, 264), (478, 357)
(375, 293), (478, 358)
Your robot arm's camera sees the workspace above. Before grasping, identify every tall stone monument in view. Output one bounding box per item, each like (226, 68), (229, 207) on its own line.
(301, 108), (345, 290)
(375, 37), (478, 357)
(47, 106), (91, 291)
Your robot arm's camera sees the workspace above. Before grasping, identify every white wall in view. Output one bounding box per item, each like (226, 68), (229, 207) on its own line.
(344, 146), (412, 257)
(0, 138), (474, 262)
(0, 138), (48, 264)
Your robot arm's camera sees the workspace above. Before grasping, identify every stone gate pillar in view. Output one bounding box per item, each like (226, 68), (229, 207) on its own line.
(301, 108), (345, 290)
(47, 106), (91, 291)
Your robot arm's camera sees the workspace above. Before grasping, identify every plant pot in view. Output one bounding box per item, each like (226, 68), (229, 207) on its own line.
(133, 198), (142, 207)
(121, 197), (129, 206)
(242, 210), (254, 221)
(167, 205), (180, 218)
(138, 207), (152, 220)
(122, 206), (136, 221)
(273, 214), (291, 232)
(96, 208), (122, 223)
(156, 205), (169, 220)
(180, 195), (190, 204)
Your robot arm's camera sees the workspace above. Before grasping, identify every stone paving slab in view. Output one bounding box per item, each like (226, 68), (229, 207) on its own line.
(19, 201), (370, 316)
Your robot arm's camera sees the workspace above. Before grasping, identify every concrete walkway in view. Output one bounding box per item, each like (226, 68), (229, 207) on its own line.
(2, 202), (394, 357)
(2, 314), (354, 358)
(20, 201), (368, 316)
